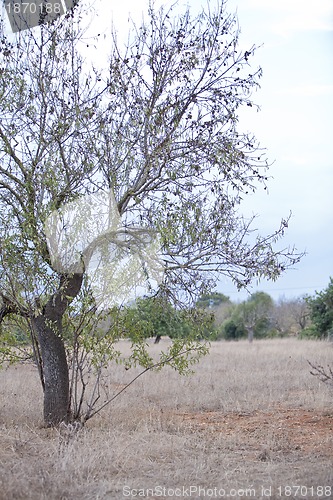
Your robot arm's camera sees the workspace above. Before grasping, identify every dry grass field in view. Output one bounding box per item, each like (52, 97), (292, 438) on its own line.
(0, 338), (332, 500)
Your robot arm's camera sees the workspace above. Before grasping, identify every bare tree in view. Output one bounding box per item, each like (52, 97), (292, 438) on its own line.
(0, 1), (302, 425)
(273, 297), (310, 336)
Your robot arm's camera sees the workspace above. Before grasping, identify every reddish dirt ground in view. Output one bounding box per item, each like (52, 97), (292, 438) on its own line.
(174, 407), (333, 460)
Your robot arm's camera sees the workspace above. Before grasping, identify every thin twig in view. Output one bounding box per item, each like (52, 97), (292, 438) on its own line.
(308, 360), (333, 385)
(82, 347), (199, 423)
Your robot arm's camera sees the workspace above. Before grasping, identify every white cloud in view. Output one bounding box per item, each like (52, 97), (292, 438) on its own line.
(234, 0), (333, 37)
(275, 84), (333, 97)
(273, 11), (333, 37)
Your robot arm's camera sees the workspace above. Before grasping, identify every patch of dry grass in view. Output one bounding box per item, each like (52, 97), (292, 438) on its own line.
(0, 339), (332, 499)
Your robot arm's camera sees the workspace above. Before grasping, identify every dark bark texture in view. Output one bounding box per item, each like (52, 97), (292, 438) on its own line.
(32, 273), (83, 426)
(32, 313), (69, 425)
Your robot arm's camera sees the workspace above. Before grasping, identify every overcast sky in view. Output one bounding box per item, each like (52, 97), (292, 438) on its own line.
(218, 0), (333, 300)
(2, 0), (332, 302)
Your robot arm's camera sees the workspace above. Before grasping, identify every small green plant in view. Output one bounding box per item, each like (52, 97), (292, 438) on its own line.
(54, 289), (211, 424)
(0, 317), (32, 368)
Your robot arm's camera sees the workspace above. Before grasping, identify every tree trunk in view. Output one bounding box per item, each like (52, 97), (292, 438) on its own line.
(32, 314), (70, 426)
(32, 273), (83, 426)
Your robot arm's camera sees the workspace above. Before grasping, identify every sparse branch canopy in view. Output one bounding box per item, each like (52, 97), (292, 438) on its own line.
(98, 2), (302, 299)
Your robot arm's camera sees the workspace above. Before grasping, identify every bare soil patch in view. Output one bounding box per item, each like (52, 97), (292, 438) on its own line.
(175, 406), (333, 459)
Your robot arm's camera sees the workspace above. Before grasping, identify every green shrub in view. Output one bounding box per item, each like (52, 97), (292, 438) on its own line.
(219, 319), (247, 340)
(306, 278), (333, 338)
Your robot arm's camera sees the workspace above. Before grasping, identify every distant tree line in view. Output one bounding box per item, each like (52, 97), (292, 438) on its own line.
(125, 278), (333, 342)
(200, 279), (333, 341)
(206, 291), (309, 341)
(1, 279), (332, 357)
